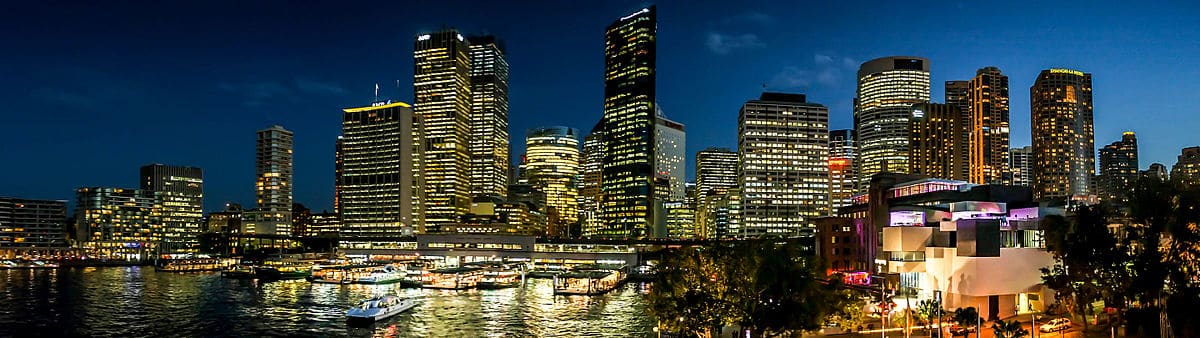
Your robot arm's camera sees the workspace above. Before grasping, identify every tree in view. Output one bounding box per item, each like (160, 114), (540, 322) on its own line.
(824, 276), (867, 332)
(647, 246), (739, 337)
(732, 240), (833, 337)
(915, 299), (941, 333)
(951, 307), (979, 331)
(990, 319), (1028, 338)
(1039, 205), (1127, 332)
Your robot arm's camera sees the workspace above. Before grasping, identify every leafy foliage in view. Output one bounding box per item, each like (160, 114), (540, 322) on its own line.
(990, 319), (1028, 338)
(951, 307), (979, 329)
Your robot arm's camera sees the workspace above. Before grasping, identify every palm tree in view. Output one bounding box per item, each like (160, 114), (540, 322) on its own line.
(991, 319), (1029, 338)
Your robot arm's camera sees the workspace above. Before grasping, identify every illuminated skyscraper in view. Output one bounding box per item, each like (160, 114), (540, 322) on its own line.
(969, 67), (1010, 184)
(909, 103), (968, 181)
(334, 136), (343, 214)
(1171, 147), (1200, 183)
(828, 129), (856, 214)
(694, 147), (737, 238)
(1009, 146), (1033, 187)
(75, 187), (161, 260)
(524, 126), (581, 236)
(600, 6), (656, 238)
(1097, 132), (1138, 204)
(415, 29), (472, 229)
(654, 116), (686, 202)
(467, 35), (510, 198)
(854, 56), (930, 191)
(738, 92), (829, 237)
(579, 121), (604, 237)
(254, 125), (293, 235)
(140, 164), (203, 254)
(945, 80), (972, 181)
(1030, 68), (1094, 201)
(338, 101), (424, 243)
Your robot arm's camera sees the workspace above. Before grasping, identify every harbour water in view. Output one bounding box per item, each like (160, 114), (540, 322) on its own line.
(0, 267), (655, 337)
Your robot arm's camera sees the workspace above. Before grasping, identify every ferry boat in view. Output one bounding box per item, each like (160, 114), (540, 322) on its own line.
(0, 260), (59, 269)
(422, 267), (483, 289)
(221, 265), (256, 279)
(470, 262), (524, 289)
(553, 265), (626, 296)
(354, 265), (404, 284)
(345, 295), (417, 324)
(155, 258), (233, 272)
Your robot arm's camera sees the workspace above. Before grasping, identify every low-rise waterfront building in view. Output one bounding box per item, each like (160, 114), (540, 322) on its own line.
(0, 197), (68, 257)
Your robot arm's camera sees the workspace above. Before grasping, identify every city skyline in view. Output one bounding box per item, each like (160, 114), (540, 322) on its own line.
(3, 1), (1200, 212)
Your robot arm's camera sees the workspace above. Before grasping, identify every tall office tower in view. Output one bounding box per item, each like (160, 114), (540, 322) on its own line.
(524, 127), (581, 236)
(600, 6), (656, 238)
(828, 129), (856, 214)
(75, 188), (161, 260)
(1142, 163), (1168, 181)
(854, 57), (930, 191)
(909, 103), (968, 181)
(139, 164), (203, 254)
(467, 35), (510, 198)
(1030, 68), (1095, 201)
(738, 92), (830, 237)
(339, 101), (424, 242)
(969, 67), (1011, 184)
(694, 147), (738, 238)
(0, 197), (67, 253)
(334, 137), (344, 214)
(945, 80), (972, 181)
(1009, 146), (1034, 187)
(1170, 147), (1200, 183)
(711, 188), (742, 239)
(415, 29), (472, 229)
(654, 116), (686, 201)
(578, 121), (605, 237)
(1097, 132), (1139, 204)
(255, 125), (293, 235)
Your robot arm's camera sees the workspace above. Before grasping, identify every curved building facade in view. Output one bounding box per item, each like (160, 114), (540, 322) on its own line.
(854, 56), (930, 191)
(525, 127), (581, 233)
(1030, 68), (1094, 201)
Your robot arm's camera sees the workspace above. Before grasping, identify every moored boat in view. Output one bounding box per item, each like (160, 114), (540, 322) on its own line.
(345, 295), (417, 324)
(354, 265), (404, 284)
(221, 265), (256, 279)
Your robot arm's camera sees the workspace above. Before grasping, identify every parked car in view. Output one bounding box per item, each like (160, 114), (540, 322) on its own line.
(948, 325), (976, 336)
(1039, 318), (1072, 332)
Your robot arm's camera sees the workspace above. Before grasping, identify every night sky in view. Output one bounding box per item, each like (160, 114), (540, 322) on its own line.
(2, 1), (1198, 212)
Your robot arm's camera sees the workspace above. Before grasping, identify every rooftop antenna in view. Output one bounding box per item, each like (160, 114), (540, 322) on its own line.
(374, 83), (380, 102)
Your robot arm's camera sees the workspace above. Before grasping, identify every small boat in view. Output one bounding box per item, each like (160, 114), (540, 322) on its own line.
(345, 295), (417, 324)
(355, 265), (404, 284)
(221, 265), (256, 279)
(471, 262), (523, 289)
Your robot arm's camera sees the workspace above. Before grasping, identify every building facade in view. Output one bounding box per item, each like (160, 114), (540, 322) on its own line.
(339, 101), (424, 244)
(1030, 68), (1095, 201)
(600, 6), (657, 238)
(579, 121), (605, 237)
(255, 125), (293, 235)
(909, 103), (968, 181)
(828, 130), (856, 214)
(1143, 163), (1168, 181)
(1170, 147), (1200, 183)
(0, 197), (67, 256)
(467, 35), (510, 199)
(969, 67), (1011, 184)
(1097, 132), (1138, 205)
(738, 92), (830, 237)
(140, 164), (203, 255)
(1008, 146), (1033, 187)
(524, 126), (581, 237)
(944, 80), (972, 181)
(75, 188), (161, 260)
(854, 56), (931, 191)
(694, 148), (738, 239)
(415, 29), (473, 230)
(654, 116), (686, 202)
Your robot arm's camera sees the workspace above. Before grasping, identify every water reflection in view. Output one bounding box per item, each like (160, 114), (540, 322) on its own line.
(0, 268), (653, 337)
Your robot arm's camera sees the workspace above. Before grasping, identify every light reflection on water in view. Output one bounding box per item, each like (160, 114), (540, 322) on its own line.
(0, 267), (654, 337)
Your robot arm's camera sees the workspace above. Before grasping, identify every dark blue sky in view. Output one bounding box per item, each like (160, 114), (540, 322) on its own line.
(2, 1), (1198, 212)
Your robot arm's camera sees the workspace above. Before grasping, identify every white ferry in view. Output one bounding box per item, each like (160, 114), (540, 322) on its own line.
(345, 295), (417, 323)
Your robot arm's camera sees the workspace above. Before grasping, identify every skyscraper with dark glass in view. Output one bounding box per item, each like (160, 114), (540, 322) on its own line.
(1030, 68), (1094, 201)
(140, 164), (203, 254)
(1009, 146), (1033, 187)
(1098, 132), (1138, 205)
(338, 101), (424, 244)
(579, 120), (605, 237)
(855, 57), (930, 191)
(600, 6), (656, 238)
(969, 67), (1010, 184)
(909, 103), (968, 181)
(415, 29), (472, 230)
(467, 35), (510, 199)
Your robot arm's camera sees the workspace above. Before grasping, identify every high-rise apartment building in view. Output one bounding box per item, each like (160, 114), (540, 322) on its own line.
(945, 80), (972, 181)
(339, 101), (424, 243)
(524, 127), (581, 236)
(694, 147), (738, 238)
(579, 121), (605, 237)
(909, 103), (968, 181)
(738, 92), (829, 237)
(415, 29), (473, 230)
(1097, 132), (1138, 204)
(600, 6), (656, 238)
(828, 129), (856, 214)
(1009, 146), (1033, 187)
(1030, 68), (1095, 201)
(467, 35), (510, 199)
(75, 187), (161, 260)
(140, 164), (203, 254)
(1170, 147), (1200, 183)
(654, 116), (686, 202)
(968, 67), (1011, 184)
(255, 125), (293, 235)
(0, 197), (67, 254)
(855, 57), (930, 191)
